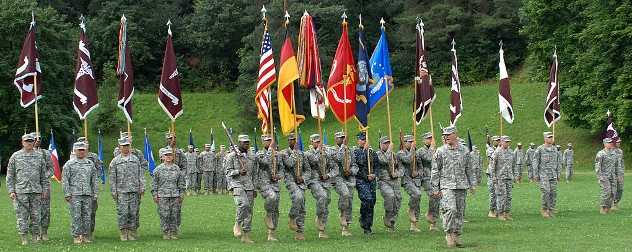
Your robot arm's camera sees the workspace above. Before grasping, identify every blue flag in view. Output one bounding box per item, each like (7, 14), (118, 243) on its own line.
(254, 128), (259, 153)
(467, 128), (473, 152)
(323, 129), (327, 146)
(273, 130), (280, 151)
(98, 130), (105, 184)
(298, 129), (304, 151)
(189, 129), (195, 149)
(144, 131), (156, 175)
(368, 27), (394, 113)
(356, 24), (372, 129)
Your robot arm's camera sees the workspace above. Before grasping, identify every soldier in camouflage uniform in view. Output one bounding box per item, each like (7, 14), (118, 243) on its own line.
(490, 136), (516, 221)
(34, 134), (54, 241)
(329, 131), (357, 236)
(401, 135), (426, 233)
(151, 147), (185, 240)
(114, 132), (147, 238)
(417, 132), (440, 231)
(199, 144), (216, 195)
(255, 134), (283, 242)
(215, 145), (228, 194)
(613, 139), (625, 209)
(184, 145), (199, 195)
(486, 136), (501, 217)
(354, 132), (380, 235)
(556, 145), (563, 179)
(62, 142), (99, 244)
(7, 133), (50, 245)
(513, 143), (524, 183)
(75, 137), (102, 240)
(563, 143), (574, 183)
(281, 133), (310, 240)
(471, 145), (483, 187)
(595, 138), (620, 214)
(109, 137), (146, 241)
(533, 132), (561, 218)
(431, 126), (476, 248)
(165, 132), (186, 234)
(194, 148), (203, 192)
(377, 136), (402, 233)
(526, 143), (536, 182)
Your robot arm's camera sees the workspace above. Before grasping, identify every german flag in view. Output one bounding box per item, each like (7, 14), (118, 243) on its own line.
(277, 20), (304, 135)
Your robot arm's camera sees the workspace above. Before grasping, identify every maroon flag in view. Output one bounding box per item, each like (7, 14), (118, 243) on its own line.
(14, 14), (42, 108)
(73, 21), (99, 120)
(544, 50), (560, 127)
(599, 110), (619, 141)
(498, 43), (514, 124)
(158, 20), (183, 121)
(117, 15), (134, 123)
(450, 40), (462, 126)
(414, 19), (435, 124)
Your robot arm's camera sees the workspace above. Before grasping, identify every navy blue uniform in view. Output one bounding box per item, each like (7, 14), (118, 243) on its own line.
(354, 147), (380, 232)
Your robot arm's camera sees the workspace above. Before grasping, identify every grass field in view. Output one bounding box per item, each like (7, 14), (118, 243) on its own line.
(0, 172), (629, 251)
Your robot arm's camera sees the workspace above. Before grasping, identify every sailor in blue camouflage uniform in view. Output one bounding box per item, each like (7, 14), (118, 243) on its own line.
(431, 126), (476, 248)
(613, 139), (625, 209)
(376, 136), (402, 233)
(485, 135), (501, 217)
(151, 147), (185, 240)
(533, 132), (561, 218)
(417, 132), (440, 231)
(489, 136), (516, 221)
(255, 134), (283, 242)
(281, 133), (310, 240)
(226, 135), (258, 244)
(329, 131), (357, 236)
(354, 132), (380, 235)
(595, 138), (620, 214)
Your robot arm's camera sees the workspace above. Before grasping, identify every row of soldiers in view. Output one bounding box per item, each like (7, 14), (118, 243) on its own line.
(182, 144), (229, 195)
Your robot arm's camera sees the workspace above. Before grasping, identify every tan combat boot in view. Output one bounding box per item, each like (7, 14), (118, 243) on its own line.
(600, 206), (607, 214)
(498, 211), (507, 221)
(288, 218), (298, 231)
(316, 217), (325, 231)
(120, 229), (128, 241)
(454, 233), (465, 248)
(233, 221), (242, 238)
(407, 208), (417, 223)
(240, 231), (254, 244)
(613, 203), (619, 210)
(163, 232), (169, 239)
(429, 223), (440, 231)
(264, 212), (274, 230)
(388, 227), (397, 233)
(170, 231), (178, 239)
(30, 234), (38, 244)
(267, 229), (278, 242)
(74, 235), (81, 244)
(175, 230), (183, 235)
(40, 227), (49, 241)
(131, 229), (139, 238)
(127, 229), (136, 241)
(338, 211), (348, 227)
(318, 230), (330, 239)
(81, 235), (92, 243)
(383, 215), (392, 228)
(547, 209), (555, 217)
(541, 208), (549, 218)
(445, 233), (456, 247)
(295, 232), (306, 240)
(21, 234), (29, 245)
(488, 210), (496, 218)
(505, 211), (514, 220)
(341, 226), (353, 237)
(425, 210), (435, 224)
(410, 222), (421, 232)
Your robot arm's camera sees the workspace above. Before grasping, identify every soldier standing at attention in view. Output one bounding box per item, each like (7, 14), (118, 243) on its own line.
(151, 147), (185, 240)
(533, 132), (561, 218)
(595, 138), (619, 214)
(215, 145), (228, 194)
(255, 134), (283, 242)
(431, 126), (476, 248)
(330, 132), (357, 236)
(563, 143), (574, 183)
(199, 144), (216, 195)
(613, 139), (625, 209)
(354, 132), (380, 235)
(166, 132), (186, 235)
(490, 136), (516, 221)
(34, 134), (54, 241)
(62, 142), (99, 244)
(109, 137), (146, 241)
(114, 132), (147, 239)
(7, 133), (50, 245)
(194, 148), (203, 193)
(417, 132), (440, 231)
(513, 143), (524, 183)
(486, 136), (501, 217)
(281, 133), (309, 240)
(471, 145), (483, 187)
(526, 143), (536, 182)
(184, 145), (198, 195)
(75, 137), (101, 240)
(376, 136), (402, 233)
(225, 135), (258, 244)
(400, 135), (423, 232)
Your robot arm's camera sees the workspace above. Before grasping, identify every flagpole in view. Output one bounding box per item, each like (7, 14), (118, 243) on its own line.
(381, 19), (395, 174)
(429, 107), (435, 140)
(500, 114), (503, 136)
(84, 118), (88, 139)
(127, 120), (131, 137)
(413, 65), (417, 172)
(552, 121), (555, 142)
(34, 72), (39, 137)
(286, 15), (301, 178)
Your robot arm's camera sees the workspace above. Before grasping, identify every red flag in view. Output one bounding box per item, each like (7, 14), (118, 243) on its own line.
(158, 21), (183, 122)
(498, 44), (514, 124)
(256, 17), (276, 134)
(73, 21), (99, 120)
(327, 20), (356, 123)
(450, 40), (462, 126)
(544, 50), (560, 127)
(414, 19), (435, 124)
(117, 15), (134, 123)
(13, 14), (42, 108)
(599, 110), (619, 141)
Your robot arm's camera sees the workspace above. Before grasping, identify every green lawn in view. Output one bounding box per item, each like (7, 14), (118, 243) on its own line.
(0, 172), (629, 251)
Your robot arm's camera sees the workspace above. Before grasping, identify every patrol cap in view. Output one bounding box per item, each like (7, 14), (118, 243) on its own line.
(501, 136), (511, 142)
(472, 145), (477, 150)
(22, 133), (36, 141)
(188, 145), (194, 149)
(118, 138), (131, 146)
(543, 132), (553, 138)
(220, 144), (226, 149)
(567, 143), (572, 147)
(403, 135), (414, 142)
(30, 132), (41, 140)
(205, 144), (211, 148)
(422, 132), (433, 139)
(74, 142), (87, 150)
(442, 126), (457, 135)
(492, 135), (501, 141)
(334, 132), (345, 138)
(616, 139), (621, 143)
(165, 132), (176, 139)
(229, 145), (235, 150)
(603, 138), (613, 143)
(530, 142), (535, 146)
(286, 133), (296, 140)
(261, 134), (272, 141)
(310, 134), (320, 142)
(194, 148), (199, 152)
(379, 136), (390, 144)
(249, 147), (255, 152)
(356, 132), (366, 140)
(555, 145), (560, 148)
(458, 138), (466, 146)
(159, 147), (173, 156)
(517, 142), (522, 146)
(238, 135), (250, 142)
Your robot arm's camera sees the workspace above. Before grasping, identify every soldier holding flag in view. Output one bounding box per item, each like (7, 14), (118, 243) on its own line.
(255, 134), (283, 242)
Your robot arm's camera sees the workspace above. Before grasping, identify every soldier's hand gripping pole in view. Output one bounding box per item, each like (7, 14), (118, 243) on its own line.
(222, 122), (246, 173)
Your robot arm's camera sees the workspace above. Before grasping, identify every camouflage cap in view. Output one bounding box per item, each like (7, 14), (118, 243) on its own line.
(310, 134), (320, 142)
(492, 135), (501, 141)
(165, 132), (176, 139)
(403, 135), (414, 142)
(249, 147), (255, 152)
(603, 138), (613, 143)
(616, 139), (621, 143)
(442, 126), (457, 135)
(422, 132), (433, 139)
(472, 145), (478, 149)
(238, 135), (250, 142)
(159, 147), (173, 156)
(74, 142), (87, 150)
(194, 148), (199, 152)
(188, 145), (194, 149)
(220, 144), (226, 149)
(517, 142), (522, 146)
(118, 138), (131, 146)
(286, 133), (296, 140)
(30, 132), (41, 140)
(501, 135), (511, 142)
(261, 134), (272, 141)
(530, 142), (535, 146)
(543, 132), (553, 138)
(567, 143), (572, 147)
(379, 136), (390, 144)
(22, 133), (36, 141)
(205, 144), (211, 148)
(334, 131), (345, 138)
(356, 132), (366, 140)
(458, 138), (466, 146)
(121, 132), (131, 138)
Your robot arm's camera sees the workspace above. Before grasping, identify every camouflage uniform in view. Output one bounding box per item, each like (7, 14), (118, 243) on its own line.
(151, 162), (185, 232)
(470, 148), (483, 186)
(6, 148), (50, 236)
(378, 146), (402, 228)
(563, 147), (574, 181)
(37, 147), (54, 231)
(109, 153), (146, 231)
(485, 145), (497, 212)
(216, 151), (228, 191)
(166, 137), (187, 230)
(282, 147), (310, 233)
(226, 144), (258, 234)
(62, 156), (99, 236)
(355, 146), (380, 233)
(199, 149), (216, 191)
(399, 146), (421, 225)
(533, 143), (561, 211)
(184, 151), (199, 191)
(330, 142), (358, 224)
(305, 146), (343, 232)
(85, 151), (102, 236)
(417, 143), (440, 224)
(490, 146), (516, 214)
(255, 146), (284, 230)
(595, 147), (619, 208)
(513, 146), (524, 181)
(614, 146), (625, 203)
(526, 145), (536, 180)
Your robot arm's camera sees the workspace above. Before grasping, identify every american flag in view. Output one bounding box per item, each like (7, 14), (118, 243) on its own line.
(256, 17), (276, 134)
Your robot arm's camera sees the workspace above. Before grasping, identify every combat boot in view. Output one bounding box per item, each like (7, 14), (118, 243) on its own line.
(73, 235), (81, 244)
(81, 235), (92, 243)
(175, 230), (183, 235)
(264, 212), (274, 229)
(316, 217), (325, 231)
(169, 231), (178, 239)
(388, 226), (397, 233)
(445, 233), (456, 247)
(21, 234), (29, 245)
(600, 206), (607, 214)
(30, 234), (38, 244)
(613, 203), (619, 210)
(498, 211), (507, 221)
(383, 214), (392, 228)
(240, 231), (254, 244)
(267, 229), (278, 242)
(429, 223), (440, 231)
(541, 208), (549, 218)
(488, 210), (496, 218)
(341, 226), (353, 237)
(288, 218), (298, 231)
(547, 209), (555, 217)
(454, 233), (465, 248)
(407, 208), (417, 223)
(126, 229), (136, 241)
(163, 232), (169, 239)
(338, 211), (348, 227)
(120, 229), (128, 241)
(233, 221), (242, 238)
(295, 232), (306, 240)
(425, 210), (435, 224)
(505, 211), (514, 220)
(410, 222), (421, 232)
(40, 227), (49, 241)
(318, 230), (330, 239)
(131, 229), (139, 237)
